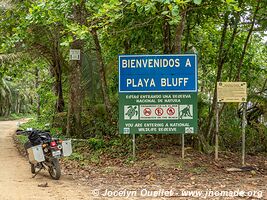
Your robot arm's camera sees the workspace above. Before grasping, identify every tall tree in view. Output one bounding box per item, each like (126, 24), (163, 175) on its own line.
(66, 1), (86, 137)
(91, 28), (112, 115)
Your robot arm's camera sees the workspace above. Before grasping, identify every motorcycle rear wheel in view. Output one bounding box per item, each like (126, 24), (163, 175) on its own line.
(48, 158), (61, 180)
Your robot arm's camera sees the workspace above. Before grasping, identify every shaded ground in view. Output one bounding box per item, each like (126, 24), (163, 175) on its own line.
(62, 145), (267, 199)
(1, 120), (266, 199)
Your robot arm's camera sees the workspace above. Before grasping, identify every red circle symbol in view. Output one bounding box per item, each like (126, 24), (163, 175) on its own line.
(155, 108), (163, 116)
(167, 107), (175, 116)
(143, 108), (152, 116)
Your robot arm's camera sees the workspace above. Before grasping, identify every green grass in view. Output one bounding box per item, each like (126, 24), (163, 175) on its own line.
(189, 166), (207, 174)
(19, 118), (48, 130)
(0, 113), (33, 121)
(18, 118), (64, 138)
(16, 135), (28, 145)
(68, 152), (85, 161)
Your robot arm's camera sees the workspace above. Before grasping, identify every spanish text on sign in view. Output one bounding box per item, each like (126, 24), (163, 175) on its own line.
(119, 55), (197, 93)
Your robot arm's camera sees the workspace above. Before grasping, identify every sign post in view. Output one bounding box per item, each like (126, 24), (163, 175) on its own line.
(118, 54), (198, 158)
(181, 134), (185, 159)
(217, 82), (247, 164)
(242, 102), (247, 166)
(215, 101), (219, 160)
(133, 133), (136, 159)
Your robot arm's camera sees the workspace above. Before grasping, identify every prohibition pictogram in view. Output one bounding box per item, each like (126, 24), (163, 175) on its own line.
(155, 107), (163, 116)
(167, 107), (175, 116)
(143, 108), (152, 116)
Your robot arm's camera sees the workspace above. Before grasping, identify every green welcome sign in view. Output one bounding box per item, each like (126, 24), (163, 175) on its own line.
(119, 93), (197, 134)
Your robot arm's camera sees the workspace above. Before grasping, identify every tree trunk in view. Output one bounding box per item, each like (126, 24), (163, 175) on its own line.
(17, 98), (20, 114)
(124, 39), (131, 54)
(206, 12), (230, 140)
(55, 66), (64, 112)
(52, 59), (64, 112)
(162, 14), (171, 54)
(66, 39), (83, 137)
(173, 10), (186, 53)
(235, 0), (260, 81)
(35, 67), (41, 118)
(91, 28), (112, 115)
(184, 13), (190, 53)
(66, 2), (85, 137)
(207, 10), (241, 136)
(32, 32), (65, 113)
(226, 12), (240, 80)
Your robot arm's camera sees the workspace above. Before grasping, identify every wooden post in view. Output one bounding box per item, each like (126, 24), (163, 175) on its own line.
(182, 134), (185, 159)
(132, 133), (136, 159)
(215, 102), (219, 160)
(242, 102), (247, 166)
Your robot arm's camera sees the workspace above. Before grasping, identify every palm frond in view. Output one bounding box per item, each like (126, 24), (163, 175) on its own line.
(0, 52), (24, 63)
(0, 0), (13, 10)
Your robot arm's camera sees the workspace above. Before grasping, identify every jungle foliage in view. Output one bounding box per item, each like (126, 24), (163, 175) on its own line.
(0, 0), (266, 153)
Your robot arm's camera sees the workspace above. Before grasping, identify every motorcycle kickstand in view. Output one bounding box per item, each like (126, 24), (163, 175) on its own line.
(32, 165), (44, 178)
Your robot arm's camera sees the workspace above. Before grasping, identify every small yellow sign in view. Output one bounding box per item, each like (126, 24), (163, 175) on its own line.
(217, 82), (247, 102)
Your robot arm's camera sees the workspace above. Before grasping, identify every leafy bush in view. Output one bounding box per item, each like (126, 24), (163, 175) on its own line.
(88, 138), (105, 150)
(16, 135), (28, 145)
(219, 103), (267, 153)
(19, 118), (49, 130)
(81, 104), (118, 138)
(246, 123), (267, 153)
(68, 152), (84, 161)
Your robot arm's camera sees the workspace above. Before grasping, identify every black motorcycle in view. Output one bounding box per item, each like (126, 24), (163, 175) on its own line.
(24, 130), (71, 180)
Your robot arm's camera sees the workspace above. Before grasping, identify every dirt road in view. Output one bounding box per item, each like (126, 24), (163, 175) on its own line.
(0, 120), (91, 200)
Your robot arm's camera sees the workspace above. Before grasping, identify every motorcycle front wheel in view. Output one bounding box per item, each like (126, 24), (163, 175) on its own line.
(48, 158), (61, 180)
